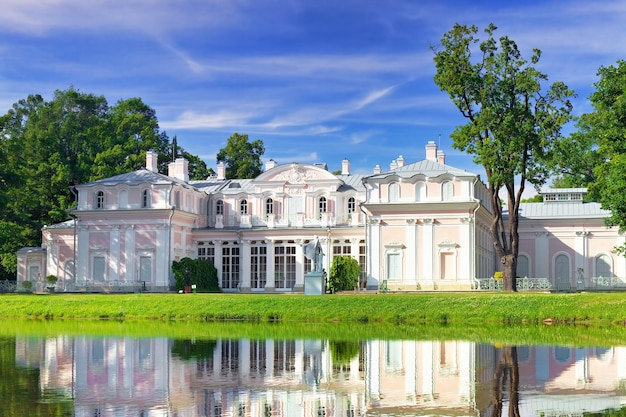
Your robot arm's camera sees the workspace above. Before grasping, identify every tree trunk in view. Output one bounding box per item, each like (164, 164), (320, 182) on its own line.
(492, 346), (520, 417)
(501, 254), (517, 292)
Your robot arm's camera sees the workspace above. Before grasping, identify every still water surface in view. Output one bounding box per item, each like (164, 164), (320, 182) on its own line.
(2, 334), (625, 416)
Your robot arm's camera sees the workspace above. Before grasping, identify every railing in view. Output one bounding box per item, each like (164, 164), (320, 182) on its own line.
(68, 281), (144, 293)
(590, 276), (626, 290)
(475, 277), (552, 291)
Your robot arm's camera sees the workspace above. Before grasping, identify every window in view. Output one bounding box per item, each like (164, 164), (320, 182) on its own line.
(251, 244), (267, 289)
(240, 199), (248, 215)
(347, 197), (356, 213)
(596, 254), (612, 278)
(142, 189), (151, 208)
(274, 340), (296, 375)
(442, 181), (453, 201)
(198, 243), (215, 264)
(517, 254), (530, 278)
(96, 191), (105, 209)
(265, 198), (274, 216)
(387, 253), (401, 280)
(318, 196), (327, 217)
(216, 200), (224, 215)
(388, 183), (400, 202)
(139, 255), (152, 283)
(221, 244), (240, 289)
(275, 242), (296, 289)
(416, 182), (426, 201)
(92, 255), (106, 282)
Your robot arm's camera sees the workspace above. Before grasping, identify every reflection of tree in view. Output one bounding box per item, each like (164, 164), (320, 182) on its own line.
(171, 339), (217, 361)
(492, 345), (520, 417)
(329, 340), (360, 365)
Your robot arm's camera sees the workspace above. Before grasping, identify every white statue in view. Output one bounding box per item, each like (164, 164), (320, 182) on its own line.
(303, 236), (324, 273)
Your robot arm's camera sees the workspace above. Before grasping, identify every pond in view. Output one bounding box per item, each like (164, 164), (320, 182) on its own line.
(2, 323), (625, 417)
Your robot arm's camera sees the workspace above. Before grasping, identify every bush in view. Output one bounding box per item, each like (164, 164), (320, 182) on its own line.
(46, 275), (58, 285)
(21, 280), (32, 291)
(328, 256), (360, 293)
(172, 258), (221, 292)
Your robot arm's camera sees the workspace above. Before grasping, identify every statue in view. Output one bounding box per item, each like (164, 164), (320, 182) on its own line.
(303, 236), (324, 273)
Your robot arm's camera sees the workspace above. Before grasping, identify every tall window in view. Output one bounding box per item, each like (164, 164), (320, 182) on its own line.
(142, 189), (151, 208)
(96, 191), (105, 209)
(275, 242), (296, 289)
(318, 196), (327, 219)
(416, 182), (426, 201)
(347, 197), (356, 213)
(359, 241), (366, 289)
(387, 253), (401, 280)
(389, 183), (400, 202)
(216, 200), (224, 215)
(240, 199), (248, 215)
(442, 181), (453, 201)
(333, 240), (351, 256)
(251, 244), (267, 289)
(92, 254), (106, 282)
(274, 340), (296, 375)
(517, 254), (530, 278)
(198, 243), (215, 264)
(222, 244), (240, 289)
(596, 254), (612, 278)
(265, 198), (274, 216)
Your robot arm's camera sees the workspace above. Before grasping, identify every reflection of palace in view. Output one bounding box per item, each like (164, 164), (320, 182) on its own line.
(14, 336), (626, 416)
(16, 141), (626, 293)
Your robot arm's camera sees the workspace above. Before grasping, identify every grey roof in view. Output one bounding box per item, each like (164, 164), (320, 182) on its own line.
(368, 159), (478, 180)
(336, 174), (367, 192)
(80, 169), (184, 188)
(516, 202), (611, 219)
(42, 220), (75, 229)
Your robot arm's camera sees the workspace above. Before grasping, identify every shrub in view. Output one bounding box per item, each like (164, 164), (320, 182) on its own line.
(46, 275), (58, 285)
(21, 280), (32, 291)
(328, 256), (360, 293)
(172, 258), (221, 292)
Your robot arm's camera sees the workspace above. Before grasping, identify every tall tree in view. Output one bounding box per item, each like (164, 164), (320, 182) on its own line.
(578, 60), (626, 255)
(432, 23), (574, 291)
(216, 133), (265, 179)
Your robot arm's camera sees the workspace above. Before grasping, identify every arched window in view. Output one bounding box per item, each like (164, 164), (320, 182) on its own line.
(265, 198), (274, 215)
(517, 254), (530, 278)
(416, 182), (426, 201)
(318, 196), (327, 214)
(96, 191), (105, 209)
(388, 183), (400, 202)
(347, 197), (356, 213)
(240, 199), (248, 215)
(596, 254), (612, 278)
(216, 200), (224, 215)
(442, 181), (453, 201)
(142, 189), (151, 208)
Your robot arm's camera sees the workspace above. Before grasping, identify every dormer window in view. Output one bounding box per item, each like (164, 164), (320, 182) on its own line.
(347, 197), (356, 213)
(265, 198), (274, 215)
(216, 200), (224, 215)
(442, 181), (453, 201)
(318, 196), (327, 215)
(389, 183), (400, 202)
(96, 191), (105, 209)
(240, 199), (248, 215)
(142, 189), (151, 208)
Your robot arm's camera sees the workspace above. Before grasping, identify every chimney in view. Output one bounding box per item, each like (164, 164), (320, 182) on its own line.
(426, 140), (437, 161)
(341, 158), (350, 175)
(146, 150), (158, 173)
(265, 159), (277, 171)
(217, 161), (226, 180)
(167, 158), (189, 182)
(397, 155), (405, 167)
(437, 149), (446, 164)
(373, 164), (382, 174)
(390, 160), (398, 170)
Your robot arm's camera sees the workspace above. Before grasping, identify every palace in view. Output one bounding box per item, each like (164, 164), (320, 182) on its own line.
(16, 141), (625, 292)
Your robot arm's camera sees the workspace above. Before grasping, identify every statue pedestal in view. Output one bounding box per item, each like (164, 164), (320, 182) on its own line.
(304, 272), (325, 295)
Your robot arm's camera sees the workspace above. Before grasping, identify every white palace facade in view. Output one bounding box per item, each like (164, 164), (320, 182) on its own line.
(16, 141), (626, 292)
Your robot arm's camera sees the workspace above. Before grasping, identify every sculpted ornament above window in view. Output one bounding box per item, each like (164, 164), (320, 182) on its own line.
(272, 164), (322, 184)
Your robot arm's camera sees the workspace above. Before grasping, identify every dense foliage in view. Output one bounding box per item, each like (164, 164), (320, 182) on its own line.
(432, 23), (574, 291)
(172, 257), (221, 292)
(328, 256), (360, 293)
(0, 87), (212, 279)
(216, 132), (265, 179)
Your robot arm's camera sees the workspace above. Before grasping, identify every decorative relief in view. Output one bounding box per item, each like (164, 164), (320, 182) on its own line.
(422, 218), (434, 225)
(406, 218), (416, 225)
(271, 163), (322, 184)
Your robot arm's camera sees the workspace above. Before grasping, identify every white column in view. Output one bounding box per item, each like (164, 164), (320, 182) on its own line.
(422, 219), (434, 287)
(405, 219), (417, 287)
(77, 226), (89, 282)
(265, 240), (275, 292)
(294, 239), (304, 292)
(369, 218), (381, 289)
(109, 227), (120, 282)
(535, 232), (549, 279)
(459, 218), (472, 283)
(239, 240), (251, 292)
(124, 226), (135, 283)
(404, 341), (417, 400)
(155, 226), (169, 288)
(367, 341), (381, 401)
(421, 341), (434, 401)
(214, 241), (223, 288)
(575, 231), (588, 288)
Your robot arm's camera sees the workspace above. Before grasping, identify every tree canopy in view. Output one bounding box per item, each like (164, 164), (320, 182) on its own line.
(432, 23), (574, 291)
(216, 132), (265, 179)
(0, 87), (209, 279)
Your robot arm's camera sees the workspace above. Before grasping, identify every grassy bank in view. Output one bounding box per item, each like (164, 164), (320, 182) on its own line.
(1, 291), (626, 325)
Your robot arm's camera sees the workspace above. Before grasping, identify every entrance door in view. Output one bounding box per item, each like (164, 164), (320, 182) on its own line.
(555, 254), (570, 290)
(139, 256), (152, 284)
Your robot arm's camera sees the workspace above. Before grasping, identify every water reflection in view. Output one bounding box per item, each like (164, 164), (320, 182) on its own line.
(7, 336), (626, 416)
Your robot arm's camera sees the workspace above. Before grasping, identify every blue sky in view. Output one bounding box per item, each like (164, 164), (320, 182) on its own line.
(1, 1), (625, 185)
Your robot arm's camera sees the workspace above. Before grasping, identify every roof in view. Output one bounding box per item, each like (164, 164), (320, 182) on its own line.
(336, 174), (367, 192)
(368, 159), (478, 180)
(516, 202), (611, 219)
(79, 168), (186, 188)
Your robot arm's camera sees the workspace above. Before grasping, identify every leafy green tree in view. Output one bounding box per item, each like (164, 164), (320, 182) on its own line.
(172, 257), (221, 292)
(432, 23), (574, 291)
(575, 60), (626, 255)
(328, 256), (360, 293)
(216, 133), (265, 179)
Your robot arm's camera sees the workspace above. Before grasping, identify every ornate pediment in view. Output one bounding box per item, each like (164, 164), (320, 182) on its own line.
(261, 163), (331, 184)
